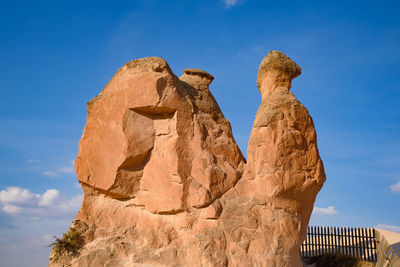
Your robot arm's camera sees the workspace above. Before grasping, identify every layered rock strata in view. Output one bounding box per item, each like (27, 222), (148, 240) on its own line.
(49, 51), (325, 267)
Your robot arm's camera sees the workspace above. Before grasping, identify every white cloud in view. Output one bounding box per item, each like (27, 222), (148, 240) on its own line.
(375, 224), (400, 233)
(0, 186), (37, 204)
(390, 181), (400, 193)
(44, 159), (76, 176)
(58, 166), (75, 174)
(0, 186), (82, 219)
(42, 171), (58, 177)
(58, 195), (83, 212)
(38, 189), (59, 206)
(223, 0), (242, 8)
(2, 205), (22, 215)
(59, 159), (75, 174)
(312, 206), (338, 215)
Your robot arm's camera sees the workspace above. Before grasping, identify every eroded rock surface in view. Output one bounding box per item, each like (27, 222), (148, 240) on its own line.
(49, 51), (325, 267)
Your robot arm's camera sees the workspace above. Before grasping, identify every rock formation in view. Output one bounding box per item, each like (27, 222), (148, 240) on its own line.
(49, 51), (325, 267)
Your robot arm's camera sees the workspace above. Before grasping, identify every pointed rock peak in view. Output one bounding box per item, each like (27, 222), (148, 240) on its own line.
(256, 51), (302, 95)
(180, 68), (214, 89)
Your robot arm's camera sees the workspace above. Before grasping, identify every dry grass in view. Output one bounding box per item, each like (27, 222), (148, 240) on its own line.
(49, 228), (84, 261)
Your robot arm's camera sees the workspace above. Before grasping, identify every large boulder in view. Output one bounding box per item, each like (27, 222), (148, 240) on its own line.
(50, 51), (325, 267)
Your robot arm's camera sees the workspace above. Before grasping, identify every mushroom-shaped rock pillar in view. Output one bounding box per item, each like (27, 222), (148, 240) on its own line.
(227, 51), (326, 266)
(255, 51), (324, 265)
(180, 68), (214, 90)
(256, 50), (302, 96)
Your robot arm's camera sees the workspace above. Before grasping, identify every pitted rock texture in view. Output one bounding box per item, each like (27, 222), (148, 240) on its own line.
(49, 51), (325, 267)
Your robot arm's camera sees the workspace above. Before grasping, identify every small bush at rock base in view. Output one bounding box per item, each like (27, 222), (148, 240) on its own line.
(49, 228), (84, 261)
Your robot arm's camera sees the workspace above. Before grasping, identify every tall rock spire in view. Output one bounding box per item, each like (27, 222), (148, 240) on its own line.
(227, 50), (326, 265)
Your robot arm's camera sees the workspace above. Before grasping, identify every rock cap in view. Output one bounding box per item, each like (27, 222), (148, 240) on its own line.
(180, 68), (214, 89)
(257, 51), (301, 89)
(183, 69), (214, 82)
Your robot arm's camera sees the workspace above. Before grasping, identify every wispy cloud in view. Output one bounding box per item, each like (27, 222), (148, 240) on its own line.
(58, 159), (75, 174)
(0, 186), (82, 219)
(375, 224), (400, 233)
(26, 159), (40, 163)
(0, 233), (61, 266)
(41, 171), (58, 177)
(74, 181), (82, 189)
(41, 159), (75, 177)
(58, 166), (75, 174)
(390, 181), (400, 193)
(252, 45), (264, 51)
(223, 0), (242, 8)
(312, 206), (338, 215)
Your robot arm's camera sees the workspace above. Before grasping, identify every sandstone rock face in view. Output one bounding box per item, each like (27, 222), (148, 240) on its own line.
(50, 51), (325, 267)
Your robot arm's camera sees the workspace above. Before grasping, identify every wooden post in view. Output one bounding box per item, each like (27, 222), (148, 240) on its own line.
(328, 227), (331, 254)
(321, 227), (324, 255)
(344, 227), (349, 256)
(334, 227), (340, 255)
(357, 227), (360, 257)
(310, 226), (313, 257)
(339, 227), (344, 256)
(354, 228), (358, 258)
(306, 226), (310, 258)
(351, 227), (356, 257)
(358, 228), (365, 260)
(310, 226), (314, 257)
(333, 227), (337, 255)
(372, 228), (376, 262)
(317, 226), (321, 256)
(322, 226), (328, 254)
(365, 228), (371, 261)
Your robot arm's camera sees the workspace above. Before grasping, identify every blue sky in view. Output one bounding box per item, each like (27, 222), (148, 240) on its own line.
(0, 0), (399, 266)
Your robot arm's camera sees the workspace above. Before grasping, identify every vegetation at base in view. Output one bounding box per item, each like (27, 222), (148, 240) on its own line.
(305, 254), (375, 267)
(49, 228), (84, 261)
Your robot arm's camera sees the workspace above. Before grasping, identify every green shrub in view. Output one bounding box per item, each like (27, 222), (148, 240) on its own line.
(49, 228), (84, 261)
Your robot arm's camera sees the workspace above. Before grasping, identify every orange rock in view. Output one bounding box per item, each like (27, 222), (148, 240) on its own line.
(50, 52), (325, 267)
(223, 51), (325, 266)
